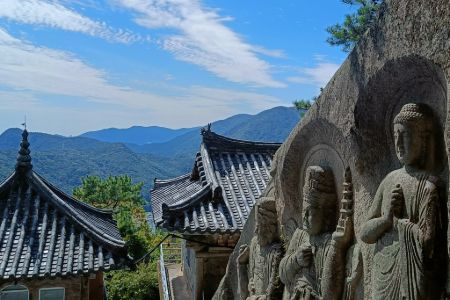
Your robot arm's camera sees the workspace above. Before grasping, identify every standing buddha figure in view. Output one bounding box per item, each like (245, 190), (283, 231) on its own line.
(360, 103), (447, 299)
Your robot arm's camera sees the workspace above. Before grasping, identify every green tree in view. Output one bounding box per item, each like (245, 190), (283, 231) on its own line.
(106, 262), (161, 300)
(326, 0), (382, 52)
(73, 175), (143, 209)
(293, 99), (313, 118)
(73, 175), (164, 299)
(73, 175), (149, 257)
(293, 99), (312, 111)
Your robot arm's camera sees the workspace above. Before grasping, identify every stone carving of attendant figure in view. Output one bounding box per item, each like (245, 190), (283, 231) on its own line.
(237, 197), (284, 300)
(279, 166), (354, 300)
(360, 103), (447, 299)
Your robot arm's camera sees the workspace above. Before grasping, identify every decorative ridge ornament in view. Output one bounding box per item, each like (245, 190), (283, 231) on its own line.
(15, 129), (33, 174)
(200, 123), (212, 136)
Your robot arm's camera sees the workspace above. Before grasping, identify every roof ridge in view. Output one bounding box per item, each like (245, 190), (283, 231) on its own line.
(0, 172), (16, 195)
(201, 130), (282, 147)
(199, 144), (223, 201)
(30, 172), (126, 251)
(34, 172), (114, 215)
(153, 173), (192, 188)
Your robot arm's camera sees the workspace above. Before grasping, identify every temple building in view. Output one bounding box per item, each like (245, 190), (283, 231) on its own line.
(0, 130), (129, 300)
(151, 127), (280, 299)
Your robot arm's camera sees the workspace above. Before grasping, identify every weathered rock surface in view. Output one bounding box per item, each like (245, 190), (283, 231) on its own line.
(213, 0), (450, 299)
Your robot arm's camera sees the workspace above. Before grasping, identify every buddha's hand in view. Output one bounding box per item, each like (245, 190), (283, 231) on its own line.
(384, 184), (404, 222)
(237, 244), (250, 265)
(293, 285), (319, 300)
(295, 245), (312, 267)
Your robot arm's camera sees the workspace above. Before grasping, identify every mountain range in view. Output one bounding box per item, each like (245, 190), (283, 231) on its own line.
(0, 106), (301, 198)
(127, 106), (300, 157)
(81, 126), (198, 145)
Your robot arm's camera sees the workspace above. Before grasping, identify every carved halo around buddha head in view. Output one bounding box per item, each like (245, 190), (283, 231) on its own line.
(254, 197), (279, 246)
(302, 166), (337, 236)
(393, 103), (434, 169)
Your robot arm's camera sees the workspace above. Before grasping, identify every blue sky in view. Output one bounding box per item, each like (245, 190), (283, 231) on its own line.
(0, 0), (355, 135)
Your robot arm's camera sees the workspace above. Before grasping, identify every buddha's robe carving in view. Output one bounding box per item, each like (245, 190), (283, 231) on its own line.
(360, 103), (447, 300)
(279, 229), (332, 300)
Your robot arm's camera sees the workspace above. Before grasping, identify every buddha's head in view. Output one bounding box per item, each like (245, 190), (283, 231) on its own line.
(302, 166), (336, 236)
(254, 197), (279, 246)
(393, 103), (433, 168)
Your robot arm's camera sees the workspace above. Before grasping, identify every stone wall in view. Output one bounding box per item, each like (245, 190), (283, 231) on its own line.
(213, 0), (450, 299)
(182, 241), (197, 296)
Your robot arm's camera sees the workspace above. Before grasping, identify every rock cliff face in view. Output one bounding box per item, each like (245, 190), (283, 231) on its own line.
(213, 0), (450, 299)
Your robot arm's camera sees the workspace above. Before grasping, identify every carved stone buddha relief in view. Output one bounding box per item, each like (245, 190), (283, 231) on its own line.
(360, 103), (448, 299)
(280, 166), (361, 300)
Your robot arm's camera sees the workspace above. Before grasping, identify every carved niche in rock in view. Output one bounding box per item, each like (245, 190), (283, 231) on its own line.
(360, 103), (447, 299)
(237, 197), (284, 300)
(279, 166), (361, 300)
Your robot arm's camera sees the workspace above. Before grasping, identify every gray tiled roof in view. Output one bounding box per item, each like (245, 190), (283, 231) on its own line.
(0, 130), (128, 279)
(151, 130), (280, 234)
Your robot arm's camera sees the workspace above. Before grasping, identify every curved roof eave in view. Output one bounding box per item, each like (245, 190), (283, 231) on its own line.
(162, 183), (212, 214)
(152, 173), (192, 189)
(202, 131), (281, 151)
(30, 172), (126, 251)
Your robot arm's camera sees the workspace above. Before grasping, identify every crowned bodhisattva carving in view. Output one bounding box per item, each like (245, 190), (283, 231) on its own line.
(279, 166), (356, 300)
(360, 103), (447, 299)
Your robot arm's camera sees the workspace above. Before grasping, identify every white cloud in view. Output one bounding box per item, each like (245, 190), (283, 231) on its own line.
(252, 46), (286, 59)
(115, 0), (284, 87)
(0, 0), (147, 44)
(287, 59), (339, 88)
(187, 86), (282, 111)
(0, 28), (286, 135)
(0, 28), (148, 107)
(0, 90), (38, 108)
